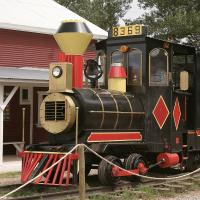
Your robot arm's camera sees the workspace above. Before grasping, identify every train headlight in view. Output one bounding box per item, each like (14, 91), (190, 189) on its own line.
(52, 66), (62, 78)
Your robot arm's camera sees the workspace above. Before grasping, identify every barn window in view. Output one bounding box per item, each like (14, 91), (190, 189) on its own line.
(20, 87), (31, 104)
(172, 54), (194, 89)
(149, 48), (168, 86)
(128, 49), (142, 85)
(111, 50), (123, 64)
(3, 92), (10, 121)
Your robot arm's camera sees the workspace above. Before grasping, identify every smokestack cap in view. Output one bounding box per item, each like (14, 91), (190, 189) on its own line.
(57, 20), (92, 34)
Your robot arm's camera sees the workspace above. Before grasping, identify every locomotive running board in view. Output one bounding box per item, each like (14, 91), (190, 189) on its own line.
(20, 151), (79, 187)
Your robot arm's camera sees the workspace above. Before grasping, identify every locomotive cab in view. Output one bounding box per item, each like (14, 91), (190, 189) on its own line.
(97, 24), (197, 155)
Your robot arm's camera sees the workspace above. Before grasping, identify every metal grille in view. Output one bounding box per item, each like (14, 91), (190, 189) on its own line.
(45, 101), (65, 120)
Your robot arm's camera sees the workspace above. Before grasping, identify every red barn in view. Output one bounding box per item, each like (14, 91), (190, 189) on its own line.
(0, 0), (107, 164)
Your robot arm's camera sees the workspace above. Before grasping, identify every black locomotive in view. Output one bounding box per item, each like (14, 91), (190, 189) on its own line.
(21, 21), (200, 186)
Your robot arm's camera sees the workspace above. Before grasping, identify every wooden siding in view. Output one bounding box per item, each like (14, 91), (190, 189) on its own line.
(0, 29), (60, 68)
(0, 29), (97, 68)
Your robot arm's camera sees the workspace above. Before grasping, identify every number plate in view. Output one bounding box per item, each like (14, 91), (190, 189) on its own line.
(112, 25), (143, 37)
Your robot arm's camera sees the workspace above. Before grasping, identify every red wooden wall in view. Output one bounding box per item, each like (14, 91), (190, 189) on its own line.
(0, 29), (96, 68)
(0, 29), (60, 68)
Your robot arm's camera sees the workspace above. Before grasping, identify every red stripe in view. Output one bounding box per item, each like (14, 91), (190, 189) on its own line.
(87, 132), (142, 143)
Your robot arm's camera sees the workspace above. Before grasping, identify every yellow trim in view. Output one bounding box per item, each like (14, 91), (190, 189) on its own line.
(107, 90), (119, 129)
(173, 97), (181, 130)
(152, 95), (170, 129)
(122, 93), (133, 128)
(62, 20), (83, 23)
(86, 88), (105, 128)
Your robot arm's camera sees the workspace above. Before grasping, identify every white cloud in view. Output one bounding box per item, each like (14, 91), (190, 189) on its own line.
(124, 0), (145, 20)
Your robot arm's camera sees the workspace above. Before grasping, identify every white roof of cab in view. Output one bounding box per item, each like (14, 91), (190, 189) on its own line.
(0, 0), (108, 40)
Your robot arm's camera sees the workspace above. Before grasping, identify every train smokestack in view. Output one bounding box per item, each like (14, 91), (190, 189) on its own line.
(54, 21), (93, 88)
(54, 20), (92, 55)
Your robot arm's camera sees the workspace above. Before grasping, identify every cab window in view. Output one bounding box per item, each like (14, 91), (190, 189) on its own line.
(172, 54), (194, 90)
(111, 50), (123, 64)
(149, 48), (168, 86)
(128, 49), (142, 85)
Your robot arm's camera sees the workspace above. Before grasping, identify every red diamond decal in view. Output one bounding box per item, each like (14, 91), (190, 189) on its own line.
(153, 96), (169, 129)
(173, 98), (181, 130)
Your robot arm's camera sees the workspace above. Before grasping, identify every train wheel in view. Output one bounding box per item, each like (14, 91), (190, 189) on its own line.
(125, 153), (146, 181)
(98, 155), (122, 186)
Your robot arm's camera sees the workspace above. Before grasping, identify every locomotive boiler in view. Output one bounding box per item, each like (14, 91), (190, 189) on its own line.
(21, 20), (200, 187)
(40, 88), (144, 143)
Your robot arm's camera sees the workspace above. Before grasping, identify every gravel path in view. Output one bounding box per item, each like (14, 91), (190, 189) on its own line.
(161, 190), (200, 200)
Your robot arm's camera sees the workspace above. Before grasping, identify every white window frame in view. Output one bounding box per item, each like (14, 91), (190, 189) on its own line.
(20, 87), (31, 105)
(37, 91), (48, 127)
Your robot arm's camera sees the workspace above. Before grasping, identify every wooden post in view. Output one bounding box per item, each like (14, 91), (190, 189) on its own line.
(78, 145), (85, 200)
(22, 108), (26, 143)
(75, 107), (79, 147)
(73, 107), (79, 184)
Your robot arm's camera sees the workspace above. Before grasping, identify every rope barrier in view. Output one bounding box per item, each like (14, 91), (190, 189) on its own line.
(83, 144), (200, 180)
(1, 143), (200, 199)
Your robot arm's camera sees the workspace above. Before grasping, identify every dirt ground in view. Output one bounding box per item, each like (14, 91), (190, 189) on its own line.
(161, 190), (200, 200)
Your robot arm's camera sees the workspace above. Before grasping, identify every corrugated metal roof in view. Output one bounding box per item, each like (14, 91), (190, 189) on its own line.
(0, 0), (108, 40)
(0, 67), (48, 83)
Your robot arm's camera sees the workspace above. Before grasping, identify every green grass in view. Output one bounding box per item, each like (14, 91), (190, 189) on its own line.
(88, 185), (161, 200)
(88, 181), (200, 200)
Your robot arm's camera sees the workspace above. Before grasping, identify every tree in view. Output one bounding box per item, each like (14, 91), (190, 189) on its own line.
(137, 0), (200, 46)
(54, 0), (133, 31)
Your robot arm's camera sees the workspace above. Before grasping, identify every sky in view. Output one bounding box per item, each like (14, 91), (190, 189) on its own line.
(124, 0), (145, 20)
